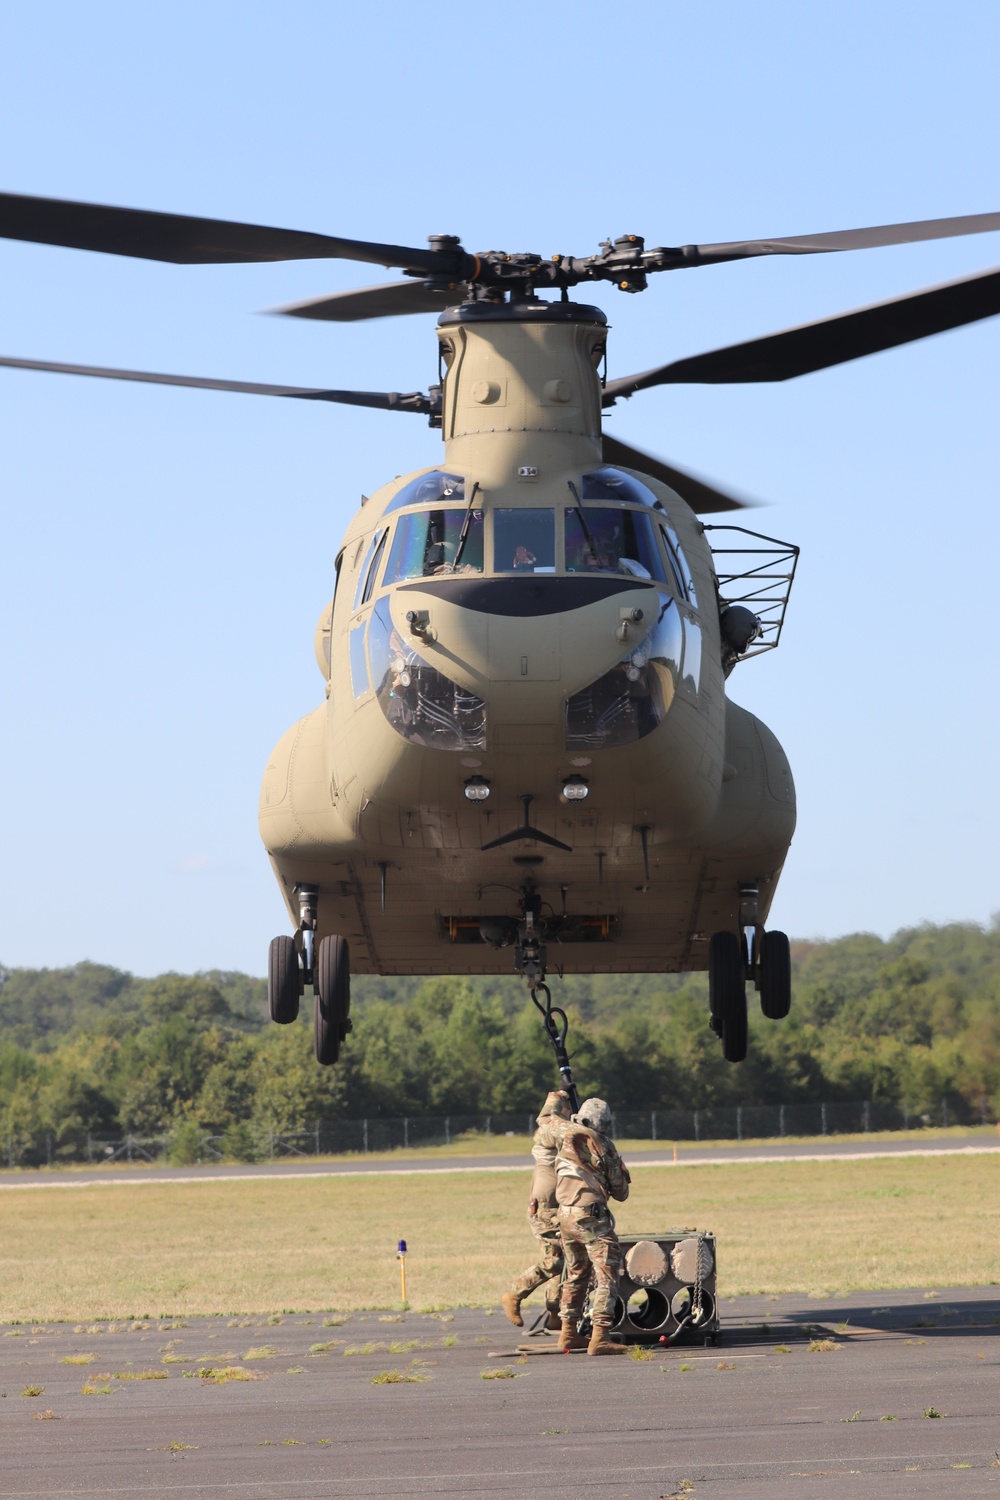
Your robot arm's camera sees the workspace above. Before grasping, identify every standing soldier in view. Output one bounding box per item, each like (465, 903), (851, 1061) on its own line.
(555, 1097), (631, 1356)
(500, 1089), (573, 1328)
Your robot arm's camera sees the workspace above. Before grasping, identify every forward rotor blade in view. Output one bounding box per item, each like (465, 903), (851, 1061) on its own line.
(271, 279), (468, 322)
(0, 354), (432, 411)
(603, 264), (1000, 396)
(684, 209), (1000, 267)
(0, 190), (452, 271)
(602, 433), (753, 513)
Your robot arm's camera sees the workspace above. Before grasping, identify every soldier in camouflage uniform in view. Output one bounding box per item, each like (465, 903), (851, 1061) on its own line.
(500, 1088), (573, 1328)
(554, 1097), (631, 1355)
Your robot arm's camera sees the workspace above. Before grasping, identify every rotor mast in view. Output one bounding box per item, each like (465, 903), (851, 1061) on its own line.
(435, 299), (609, 486)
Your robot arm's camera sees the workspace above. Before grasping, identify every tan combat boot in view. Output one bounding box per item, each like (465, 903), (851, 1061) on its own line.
(587, 1327), (627, 1355)
(557, 1323), (589, 1352)
(500, 1291), (523, 1327)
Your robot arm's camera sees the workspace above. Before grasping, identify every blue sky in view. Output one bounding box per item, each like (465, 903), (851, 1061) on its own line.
(1, 0), (998, 975)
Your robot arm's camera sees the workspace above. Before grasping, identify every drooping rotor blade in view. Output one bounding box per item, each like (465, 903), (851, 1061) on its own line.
(602, 433), (753, 514)
(679, 209), (1000, 268)
(0, 354), (433, 412)
(271, 279), (469, 322)
(0, 190), (459, 272)
(603, 264), (1000, 398)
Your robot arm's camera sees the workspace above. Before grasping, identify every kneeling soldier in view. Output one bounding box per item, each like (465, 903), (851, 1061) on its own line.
(500, 1089), (573, 1327)
(555, 1097), (631, 1356)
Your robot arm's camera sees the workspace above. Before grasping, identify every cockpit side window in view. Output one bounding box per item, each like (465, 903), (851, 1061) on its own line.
(360, 528), (389, 605)
(565, 506), (667, 583)
(384, 508), (484, 583)
(353, 528), (387, 609)
(659, 520), (697, 607)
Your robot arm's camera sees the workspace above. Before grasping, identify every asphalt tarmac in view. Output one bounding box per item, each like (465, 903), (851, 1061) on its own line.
(4, 1133), (1000, 1188)
(3, 1287), (999, 1498)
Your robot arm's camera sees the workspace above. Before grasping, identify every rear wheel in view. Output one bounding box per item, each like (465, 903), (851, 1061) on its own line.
(709, 931), (748, 1063)
(268, 936), (300, 1024)
(758, 930), (791, 1019)
(314, 935), (350, 1065)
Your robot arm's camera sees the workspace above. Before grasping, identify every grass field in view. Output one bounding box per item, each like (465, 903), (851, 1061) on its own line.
(2, 1153), (998, 1322)
(5, 1122), (993, 1174)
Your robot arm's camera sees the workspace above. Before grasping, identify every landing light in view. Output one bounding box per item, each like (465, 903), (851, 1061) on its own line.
(464, 776), (491, 801)
(561, 775), (589, 802)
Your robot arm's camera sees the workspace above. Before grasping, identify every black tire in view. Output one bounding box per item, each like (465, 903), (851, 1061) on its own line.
(314, 935), (350, 1065)
(758, 930), (792, 1019)
(268, 935), (300, 1024)
(709, 931), (748, 1063)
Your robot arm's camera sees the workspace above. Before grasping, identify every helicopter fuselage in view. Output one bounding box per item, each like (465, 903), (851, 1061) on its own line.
(259, 300), (796, 976)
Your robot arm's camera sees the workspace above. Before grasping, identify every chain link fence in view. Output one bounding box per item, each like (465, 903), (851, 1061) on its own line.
(4, 1096), (995, 1169)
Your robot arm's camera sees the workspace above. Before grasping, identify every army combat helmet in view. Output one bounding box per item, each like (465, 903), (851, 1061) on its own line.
(574, 1098), (613, 1136)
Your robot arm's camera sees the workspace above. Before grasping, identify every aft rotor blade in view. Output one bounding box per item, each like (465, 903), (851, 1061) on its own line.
(603, 264), (1000, 395)
(682, 209), (1000, 267)
(0, 190), (455, 272)
(602, 433), (753, 513)
(271, 279), (468, 322)
(0, 354), (433, 411)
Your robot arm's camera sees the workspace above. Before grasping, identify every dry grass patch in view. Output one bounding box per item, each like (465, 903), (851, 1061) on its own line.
(197, 1366), (264, 1384)
(32, 1409), (56, 1420)
(60, 1353), (94, 1365)
(112, 1370), (168, 1380)
(1, 1154), (998, 1318)
(809, 1338), (841, 1353)
(481, 1367), (521, 1379)
(370, 1369), (427, 1384)
(80, 1381), (114, 1395)
(20, 1384), (44, 1397)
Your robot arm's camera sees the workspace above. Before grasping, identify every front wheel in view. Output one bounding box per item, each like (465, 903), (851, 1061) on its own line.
(268, 936), (300, 1024)
(709, 931), (748, 1063)
(314, 935), (350, 1065)
(758, 930), (791, 1019)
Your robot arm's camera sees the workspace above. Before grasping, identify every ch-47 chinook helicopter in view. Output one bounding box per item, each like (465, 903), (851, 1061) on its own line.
(3, 193), (1000, 1077)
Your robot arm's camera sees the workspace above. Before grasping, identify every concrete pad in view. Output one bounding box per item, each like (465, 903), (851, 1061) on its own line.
(2, 1287), (999, 1497)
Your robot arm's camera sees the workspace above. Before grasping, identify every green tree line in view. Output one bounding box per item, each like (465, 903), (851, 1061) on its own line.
(2, 920), (999, 1164)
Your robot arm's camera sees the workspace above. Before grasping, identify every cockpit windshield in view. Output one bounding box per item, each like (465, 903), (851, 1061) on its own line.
(565, 506), (667, 582)
(383, 508), (484, 583)
(493, 508), (556, 573)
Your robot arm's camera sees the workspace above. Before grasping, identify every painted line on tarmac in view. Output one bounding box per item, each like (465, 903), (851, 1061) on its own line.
(2, 1142), (998, 1190)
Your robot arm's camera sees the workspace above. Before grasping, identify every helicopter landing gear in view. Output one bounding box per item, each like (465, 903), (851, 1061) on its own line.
(739, 882), (791, 1020)
(267, 935), (301, 1024)
(708, 931), (747, 1063)
(708, 884), (791, 1061)
(294, 884), (319, 985)
(314, 934), (351, 1066)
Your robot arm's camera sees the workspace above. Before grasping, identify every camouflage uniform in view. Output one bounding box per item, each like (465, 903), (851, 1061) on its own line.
(554, 1115), (630, 1329)
(505, 1091), (573, 1314)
